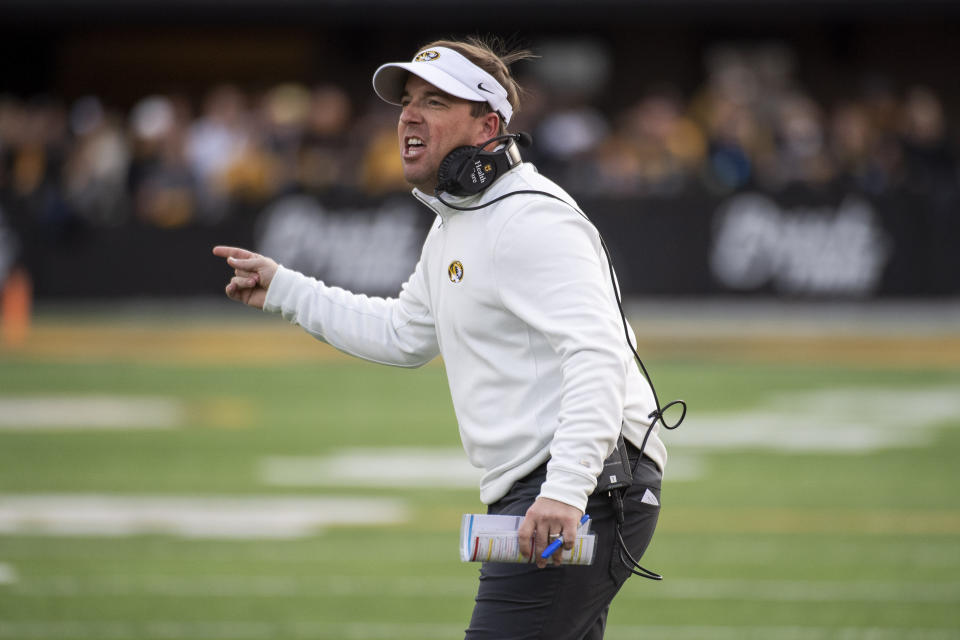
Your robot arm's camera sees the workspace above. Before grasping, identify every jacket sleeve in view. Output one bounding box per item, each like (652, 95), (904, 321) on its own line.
(262, 251), (440, 368)
(494, 201), (629, 512)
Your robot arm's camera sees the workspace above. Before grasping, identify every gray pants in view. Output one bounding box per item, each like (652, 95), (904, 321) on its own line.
(464, 444), (662, 640)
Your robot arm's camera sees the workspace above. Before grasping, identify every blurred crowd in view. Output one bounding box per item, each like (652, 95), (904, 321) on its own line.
(530, 45), (958, 202)
(1, 44), (957, 230)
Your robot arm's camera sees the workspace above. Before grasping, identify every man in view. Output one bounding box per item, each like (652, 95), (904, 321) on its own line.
(214, 37), (667, 639)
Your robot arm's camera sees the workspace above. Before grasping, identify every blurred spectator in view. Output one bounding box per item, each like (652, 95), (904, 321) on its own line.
(537, 103), (609, 162)
(769, 93), (834, 188)
(829, 101), (892, 195)
(262, 83), (311, 190)
(584, 93), (706, 197)
(128, 95), (196, 228)
(691, 49), (760, 192)
(297, 84), (357, 194)
(358, 99), (408, 196)
(534, 101), (608, 191)
(899, 85), (958, 202)
(0, 97), (70, 231)
(64, 96), (130, 226)
(185, 84), (249, 223)
(217, 93), (278, 214)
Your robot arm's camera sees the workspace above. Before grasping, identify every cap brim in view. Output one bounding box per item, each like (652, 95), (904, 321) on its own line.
(373, 62), (486, 106)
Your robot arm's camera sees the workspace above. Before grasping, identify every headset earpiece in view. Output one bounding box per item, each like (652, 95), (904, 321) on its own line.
(436, 146), (479, 196)
(435, 134), (526, 198)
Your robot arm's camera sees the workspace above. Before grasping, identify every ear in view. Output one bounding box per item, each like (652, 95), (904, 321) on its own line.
(474, 111), (501, 146)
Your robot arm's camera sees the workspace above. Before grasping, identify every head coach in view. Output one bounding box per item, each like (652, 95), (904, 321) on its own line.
(214, 36), (672, 639)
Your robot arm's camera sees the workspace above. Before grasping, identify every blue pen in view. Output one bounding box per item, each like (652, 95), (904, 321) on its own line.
(541, 514), (590, 559)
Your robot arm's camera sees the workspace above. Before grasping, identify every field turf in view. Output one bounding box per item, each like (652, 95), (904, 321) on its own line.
(0, 310), (958, 639)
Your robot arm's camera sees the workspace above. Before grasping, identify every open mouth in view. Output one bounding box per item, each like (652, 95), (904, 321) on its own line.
(404, 136), (426, 157)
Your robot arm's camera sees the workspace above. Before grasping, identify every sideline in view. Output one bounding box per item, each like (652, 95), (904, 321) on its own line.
(3, 298), (958, 367)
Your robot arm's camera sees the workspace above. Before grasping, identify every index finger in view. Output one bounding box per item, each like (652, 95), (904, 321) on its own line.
(213, 246), (257, 260)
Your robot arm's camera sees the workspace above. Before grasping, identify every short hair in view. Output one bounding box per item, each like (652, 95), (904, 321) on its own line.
(418, 36), (535, 133)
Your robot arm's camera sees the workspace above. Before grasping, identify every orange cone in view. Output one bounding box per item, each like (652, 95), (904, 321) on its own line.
(1, 267), (32, 348)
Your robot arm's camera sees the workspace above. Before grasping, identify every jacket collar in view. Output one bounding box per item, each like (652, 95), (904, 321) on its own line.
(411, 163), (529, 223)
(412, 189), (479, 223)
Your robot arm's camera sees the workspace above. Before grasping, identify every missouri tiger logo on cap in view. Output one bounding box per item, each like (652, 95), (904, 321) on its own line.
(414, 50), (440, 62)
(448, 260), (464, 283)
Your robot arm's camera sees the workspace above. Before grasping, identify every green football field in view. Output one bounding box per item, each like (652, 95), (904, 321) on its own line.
(1, 308), (958, 639)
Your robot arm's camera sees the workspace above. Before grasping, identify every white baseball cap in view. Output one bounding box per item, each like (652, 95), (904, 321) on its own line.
(372, 46), (514, 125)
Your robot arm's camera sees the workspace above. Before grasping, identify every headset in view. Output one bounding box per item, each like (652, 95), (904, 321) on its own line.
(436, 132), (687, 581)
(436, 132), (532, 197)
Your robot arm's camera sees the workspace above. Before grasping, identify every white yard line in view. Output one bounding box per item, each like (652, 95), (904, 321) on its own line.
(0, 396), (183, 430)
(9, 575), (475, 598)
(0, 562), (17, 585)
(261, 384), (960, 494)
(0, 495), (407, 539)
(260, 448), (703, 489)
(673, 386), (960, 453)
(260, 448), (484, 489)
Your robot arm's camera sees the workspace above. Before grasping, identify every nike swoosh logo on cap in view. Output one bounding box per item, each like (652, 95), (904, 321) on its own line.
(477, 82), (495, 94)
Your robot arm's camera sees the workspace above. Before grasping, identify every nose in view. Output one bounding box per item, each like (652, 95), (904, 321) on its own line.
(400, 102), (422, 125)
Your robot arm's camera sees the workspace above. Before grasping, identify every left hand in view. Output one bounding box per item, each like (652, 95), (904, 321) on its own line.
(517, 497), (583, 569)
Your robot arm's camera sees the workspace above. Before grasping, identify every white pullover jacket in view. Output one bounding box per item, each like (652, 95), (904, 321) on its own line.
(263, 162), (666, 512)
